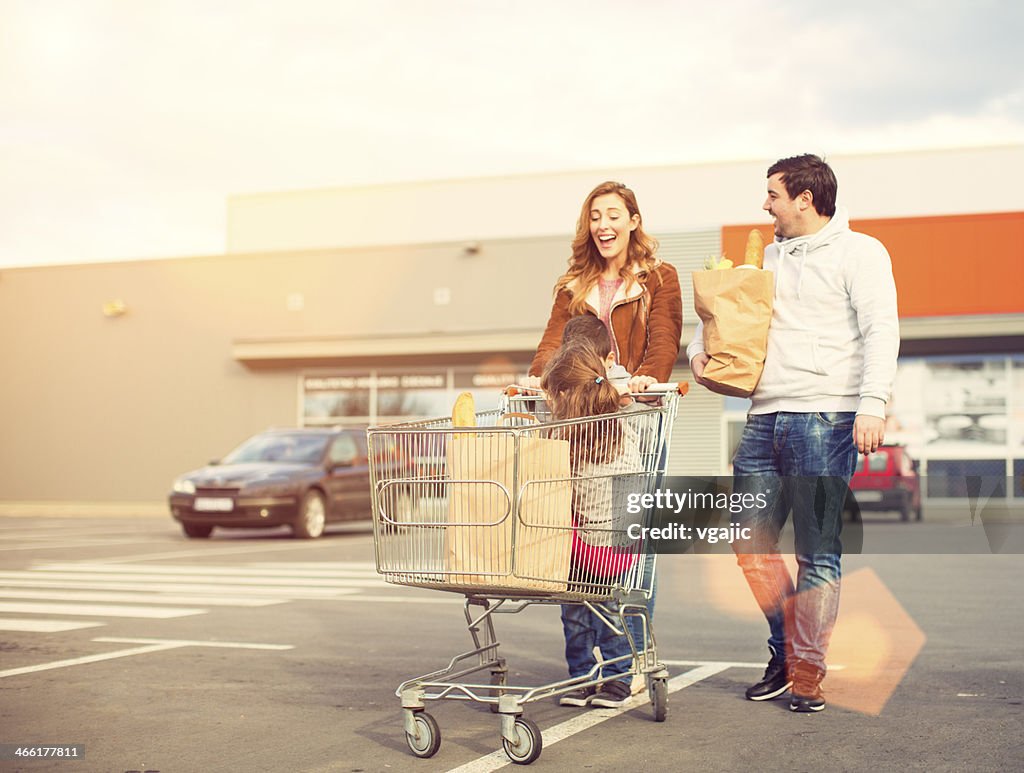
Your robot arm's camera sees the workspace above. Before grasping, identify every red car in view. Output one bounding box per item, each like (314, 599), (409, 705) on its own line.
(846, 444), (923, 522)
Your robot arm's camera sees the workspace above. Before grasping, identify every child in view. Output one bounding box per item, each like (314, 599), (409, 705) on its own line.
(541, 340), (646, 709)
(559, 315), (662, 687)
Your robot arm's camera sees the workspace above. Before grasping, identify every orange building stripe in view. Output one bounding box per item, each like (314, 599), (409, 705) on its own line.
(721, 212), (1024, 318)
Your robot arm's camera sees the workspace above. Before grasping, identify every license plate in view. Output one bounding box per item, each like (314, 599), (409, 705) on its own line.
(194, 497), (234, 512)
(854, 491), (883, 503)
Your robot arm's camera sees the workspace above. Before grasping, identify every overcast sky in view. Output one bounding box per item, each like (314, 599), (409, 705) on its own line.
(2, 0), (1022, 268)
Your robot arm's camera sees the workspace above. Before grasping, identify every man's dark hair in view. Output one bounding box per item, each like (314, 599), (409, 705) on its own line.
(562, 314), (612, 355)
(767, 154), (837, 217)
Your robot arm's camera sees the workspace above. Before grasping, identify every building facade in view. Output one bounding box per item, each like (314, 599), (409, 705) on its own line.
(1, 146), (1021, 510)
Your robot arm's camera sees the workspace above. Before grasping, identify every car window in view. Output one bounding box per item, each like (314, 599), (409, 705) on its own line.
(329, 434), (358, 464)
(223, 433), (329, 464)
(867, 453), (889, 473)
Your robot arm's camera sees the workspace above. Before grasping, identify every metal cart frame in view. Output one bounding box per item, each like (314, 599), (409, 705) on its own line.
(367, 384), (684, 764)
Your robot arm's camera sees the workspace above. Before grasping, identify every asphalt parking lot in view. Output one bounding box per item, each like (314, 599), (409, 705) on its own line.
(0, 514), (1021, 772)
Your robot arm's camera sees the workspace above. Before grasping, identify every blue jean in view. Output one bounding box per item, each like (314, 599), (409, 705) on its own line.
(624, 554), (656, 652)
(561, 405), (666, 678)
(731, 411), (858, 671)
(561, 601), (632, 680)
(624, 409), (667, 648)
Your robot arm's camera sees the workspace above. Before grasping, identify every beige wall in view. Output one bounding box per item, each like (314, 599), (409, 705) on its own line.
(227, 146), (1024, 254)
(0, 235), (567, 503)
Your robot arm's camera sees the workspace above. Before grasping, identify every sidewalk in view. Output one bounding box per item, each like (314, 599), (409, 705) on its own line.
(0, 501), (166, 518)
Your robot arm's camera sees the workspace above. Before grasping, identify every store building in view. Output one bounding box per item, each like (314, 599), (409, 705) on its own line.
(1, 145), (1021, 511)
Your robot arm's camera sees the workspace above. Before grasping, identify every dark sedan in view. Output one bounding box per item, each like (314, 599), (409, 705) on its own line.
(168, 427), (376, 539)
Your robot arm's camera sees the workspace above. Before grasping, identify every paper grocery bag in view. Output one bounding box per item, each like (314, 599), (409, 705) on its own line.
(446, 429), (572, 592)
(692, 267), (774, 398)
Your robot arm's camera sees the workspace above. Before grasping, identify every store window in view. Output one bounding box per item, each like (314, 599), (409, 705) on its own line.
(887, 354), (1020, 498)
(303, 375), (372, 424)
(926, 459), (1007, 498)
(301, 363), (529, 427)
(376, 371), (449, 420)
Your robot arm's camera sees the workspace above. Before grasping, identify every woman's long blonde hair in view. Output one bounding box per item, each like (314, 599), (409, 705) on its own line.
(555, 181), (660, 315)
(541, 340), (623, 466)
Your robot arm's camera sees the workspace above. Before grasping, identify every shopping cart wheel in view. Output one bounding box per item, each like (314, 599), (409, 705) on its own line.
(405, 710), (441, 759)
(502, 716), (542, 765)
(649, 677), (668, 722)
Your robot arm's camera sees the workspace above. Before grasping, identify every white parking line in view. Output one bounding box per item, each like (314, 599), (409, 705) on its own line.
(0, 601), (206, 619)
(662, 658), (847, 672)
(94, 637), (294, 649)
(0, 637), (294, 679)
(445, 664), (729, 773)
(662, 659), (765, 669)
(0, 642), (185, 678)
(0, 618), (104, 632)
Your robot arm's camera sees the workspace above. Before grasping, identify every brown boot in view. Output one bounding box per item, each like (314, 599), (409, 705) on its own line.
(789, 659), (826, 712)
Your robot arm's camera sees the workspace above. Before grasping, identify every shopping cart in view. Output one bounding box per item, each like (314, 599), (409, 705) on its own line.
(367, 383), (685, 765)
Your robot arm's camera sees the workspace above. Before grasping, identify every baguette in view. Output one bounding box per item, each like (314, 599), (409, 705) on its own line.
(451, 391), (476, 427)
(744, 229), (765, 268)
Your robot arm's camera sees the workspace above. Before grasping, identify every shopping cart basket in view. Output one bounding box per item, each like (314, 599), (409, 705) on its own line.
(367, 382), (685, 765)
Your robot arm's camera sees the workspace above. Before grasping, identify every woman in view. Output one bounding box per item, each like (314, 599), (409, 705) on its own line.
(528, 181), (683, 391)
(530, 181), (682, 704)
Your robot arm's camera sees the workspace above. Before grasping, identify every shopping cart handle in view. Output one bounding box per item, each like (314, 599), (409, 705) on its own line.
(645, 381), (689, 396)
(505, 382), (688, 397)
(504, 385), (542, 397)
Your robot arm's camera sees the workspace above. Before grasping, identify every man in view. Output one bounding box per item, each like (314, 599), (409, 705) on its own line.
(688, 154), (899, 712)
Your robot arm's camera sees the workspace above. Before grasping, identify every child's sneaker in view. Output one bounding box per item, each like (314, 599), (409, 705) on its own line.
(630, 673), (646, 696)
(591, 679), (632, 708)
(558, 686), (596, 707)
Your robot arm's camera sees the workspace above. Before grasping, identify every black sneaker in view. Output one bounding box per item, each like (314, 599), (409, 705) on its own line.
(745, 646), (791, 701)
(558, 686), (596, 707)
(789, 660), (826, 713)
(591, 679), (632, 708)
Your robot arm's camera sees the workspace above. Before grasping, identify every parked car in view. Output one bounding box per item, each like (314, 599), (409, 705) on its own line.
(845, 444), (922, 522)
(169, 427), (382, 539)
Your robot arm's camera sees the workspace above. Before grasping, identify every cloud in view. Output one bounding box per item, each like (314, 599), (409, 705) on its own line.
(1, 0), (1022, 266)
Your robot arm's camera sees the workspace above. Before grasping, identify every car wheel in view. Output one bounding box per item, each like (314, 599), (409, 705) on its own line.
(292, 490), (327, 539)
(182, 523), (213, 539)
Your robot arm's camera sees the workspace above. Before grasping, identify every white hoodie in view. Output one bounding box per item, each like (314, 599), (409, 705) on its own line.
(687, 208), (899, 418)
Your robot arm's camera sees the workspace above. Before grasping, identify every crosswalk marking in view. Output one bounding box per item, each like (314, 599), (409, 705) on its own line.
(35, 562), (382, 578)
(0, 560), (453, 636)
(258, 561), (378, 573)
(0, 578), (364, 597)
(0, 618), (104, 632)
(0, 601), (206, 619)
(0, 570), (385, 587)
(0, 589), (286, 606)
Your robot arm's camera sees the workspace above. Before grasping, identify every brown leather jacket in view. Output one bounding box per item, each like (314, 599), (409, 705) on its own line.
(529, 260), (683, 381)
